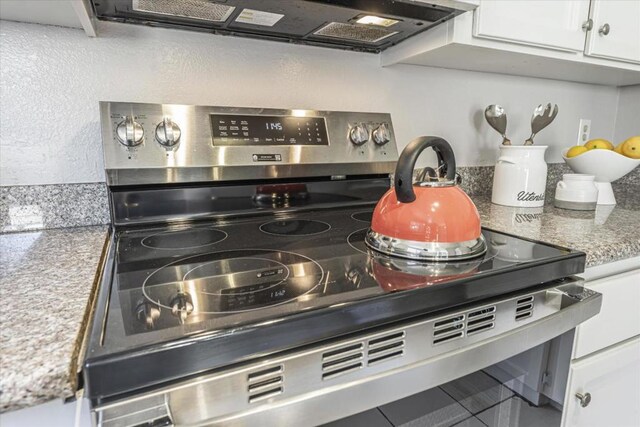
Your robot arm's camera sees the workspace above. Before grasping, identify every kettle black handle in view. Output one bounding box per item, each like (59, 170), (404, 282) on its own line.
(395, 136), (457, 203)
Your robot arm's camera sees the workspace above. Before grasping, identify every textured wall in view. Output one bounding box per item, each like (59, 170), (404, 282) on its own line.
(0, 20), (623, 186)
(613, 85), (640, 143)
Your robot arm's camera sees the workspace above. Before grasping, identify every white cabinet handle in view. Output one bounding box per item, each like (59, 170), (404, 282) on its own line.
(575, 392), (592, 407)
(598, 23), (610, 36)
(582, 19), (593, 31)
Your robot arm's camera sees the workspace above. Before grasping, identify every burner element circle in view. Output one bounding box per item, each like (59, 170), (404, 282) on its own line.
(351, 211), (373, 223)
(347, 228), (369, 255)
(183, 257), (290, 296)
(141, 227), (228, 250)
(259, 219), (331, 236)
(142, 249), (324, 314)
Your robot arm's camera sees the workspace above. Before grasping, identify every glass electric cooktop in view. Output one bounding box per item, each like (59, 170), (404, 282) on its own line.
(103, 206), (584, 349)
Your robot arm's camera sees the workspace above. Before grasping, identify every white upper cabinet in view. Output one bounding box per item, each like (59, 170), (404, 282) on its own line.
(473, 0), (590, 52)
(585, 0), (640, 63)
(382, 0), (640, 86)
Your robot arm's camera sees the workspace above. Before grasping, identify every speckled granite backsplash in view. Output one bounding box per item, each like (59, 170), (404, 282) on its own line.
(1, 165), (637, 233)
(0, 183), (109, 233)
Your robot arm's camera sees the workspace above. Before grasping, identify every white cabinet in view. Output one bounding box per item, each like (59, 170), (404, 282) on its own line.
(381, 0), (640, 86)
(562, 337), (640, 427)
(585, 0), (640, 64)
(474, 0), (590, 52)
(572, 269), (640, 359)
(0, 397), (92, 427)
(562, 263), (640, 427)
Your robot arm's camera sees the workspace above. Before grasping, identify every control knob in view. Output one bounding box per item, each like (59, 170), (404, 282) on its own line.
(170, 292), (194, 324)
(155, 117), (181, 147)
(116, 115), (144, 147)
(372, 123), (391, 146)
(349, 124), (369, 146)
(135, 300), (160, 330)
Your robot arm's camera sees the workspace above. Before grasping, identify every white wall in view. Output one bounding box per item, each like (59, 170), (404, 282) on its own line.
(0, 20), (623, 186)
(613, 85), (640, 142)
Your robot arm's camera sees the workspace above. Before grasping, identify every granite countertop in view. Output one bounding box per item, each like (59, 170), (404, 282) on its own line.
(472, 189), (640, 267)
(0, 189), (638, 413)
(0, 226), (108, 413)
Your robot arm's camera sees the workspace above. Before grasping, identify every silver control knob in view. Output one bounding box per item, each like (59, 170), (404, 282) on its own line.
(116, 116), (144, 147)
(372, 123), (391, 146)
(155, 117), (181, 147)
(135, 301), (160, 330)
(349, 124), (369, 146)
(170, 292), (194, 324)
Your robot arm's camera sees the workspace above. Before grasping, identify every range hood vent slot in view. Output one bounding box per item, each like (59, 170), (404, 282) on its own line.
(132, 0), (235, 22)
(313, 22), (398, 44)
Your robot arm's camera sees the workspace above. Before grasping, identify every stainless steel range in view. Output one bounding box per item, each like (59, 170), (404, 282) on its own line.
(83, 102), (602, 427)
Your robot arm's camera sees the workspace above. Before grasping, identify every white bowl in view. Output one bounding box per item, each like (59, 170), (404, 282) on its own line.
(562, 148), (639, 205)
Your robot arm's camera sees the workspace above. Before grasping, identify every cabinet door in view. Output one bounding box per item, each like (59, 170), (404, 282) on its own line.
(563, 337), (640, 427)
(473, 0), (590, 52)
(573, 269), (640, 359)
(585, 0), (640, 63)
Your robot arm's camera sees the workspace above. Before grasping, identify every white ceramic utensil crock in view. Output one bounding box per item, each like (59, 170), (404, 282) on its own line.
(492, 146), (548, 208)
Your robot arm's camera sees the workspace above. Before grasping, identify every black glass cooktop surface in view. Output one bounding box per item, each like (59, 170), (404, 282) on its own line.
(108, 207), (583, 342)
(86, 205), (585, 400)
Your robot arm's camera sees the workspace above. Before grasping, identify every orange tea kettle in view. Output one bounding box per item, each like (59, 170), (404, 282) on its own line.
(366, 136), (486, 261)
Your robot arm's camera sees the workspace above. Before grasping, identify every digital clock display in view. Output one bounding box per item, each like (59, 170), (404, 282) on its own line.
(210, 114), (329, 146)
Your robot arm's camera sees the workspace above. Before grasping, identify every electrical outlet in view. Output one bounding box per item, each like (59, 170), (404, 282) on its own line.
(577, 119), (591, 145)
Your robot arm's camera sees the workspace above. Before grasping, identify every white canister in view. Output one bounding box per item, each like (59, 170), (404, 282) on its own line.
(554, 174), (598, 211)
(491, 146), (548, 208)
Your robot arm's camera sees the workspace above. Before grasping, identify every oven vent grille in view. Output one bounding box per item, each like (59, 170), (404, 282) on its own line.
(467, 306), (496, 336)
(322, 343), (364, 380)
(432, 306), (497, 345)
(132, 0), (235, 22)
(367, 331), (405, 366)
(515, 296), (535, 321)
(247, 365), (284, 403)
(433, 314), (465, 345)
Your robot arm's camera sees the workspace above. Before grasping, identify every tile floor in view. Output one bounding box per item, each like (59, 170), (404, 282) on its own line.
(324, 371), (562, 427)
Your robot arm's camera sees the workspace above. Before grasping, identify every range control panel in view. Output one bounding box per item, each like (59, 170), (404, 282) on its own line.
(100, 102), (399, 186)
(210, 114), (330, 146)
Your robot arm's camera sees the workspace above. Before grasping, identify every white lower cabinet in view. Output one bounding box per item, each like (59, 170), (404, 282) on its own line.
(562, 262), (640, 427)
(573, 269), (640, 359)
(562, 337), (640, 427)
(0, 397), (91, 427)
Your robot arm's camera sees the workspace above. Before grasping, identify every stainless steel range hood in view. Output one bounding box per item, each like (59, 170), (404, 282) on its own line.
(91, 0), (478, 52)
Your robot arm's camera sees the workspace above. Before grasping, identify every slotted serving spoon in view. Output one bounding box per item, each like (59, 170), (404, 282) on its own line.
(484, 104), (511, 146)
(525, 103), (558, 145)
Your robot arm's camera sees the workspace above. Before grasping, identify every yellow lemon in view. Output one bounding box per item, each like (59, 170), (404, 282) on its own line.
(621, 136), (640, 159)
(614, 143), (625, 154)
(584, 139), (614, 150)
(566, 146), (589, 158)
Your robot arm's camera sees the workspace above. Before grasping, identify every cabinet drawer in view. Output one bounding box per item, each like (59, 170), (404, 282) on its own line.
(573, 269), (640, 359)
(563, 337), (640, 427)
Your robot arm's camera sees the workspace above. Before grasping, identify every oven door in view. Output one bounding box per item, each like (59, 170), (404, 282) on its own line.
(92, 278), (601, 427)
